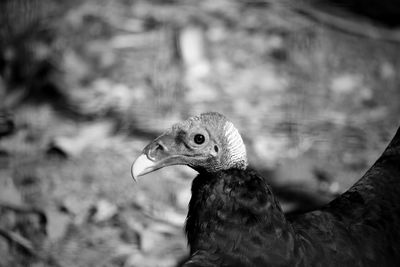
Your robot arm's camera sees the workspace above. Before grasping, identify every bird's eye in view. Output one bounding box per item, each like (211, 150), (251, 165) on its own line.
(194, 134), (205, 145)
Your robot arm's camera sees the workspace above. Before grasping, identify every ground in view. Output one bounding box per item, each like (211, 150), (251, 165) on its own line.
(0, 1), (400, 266)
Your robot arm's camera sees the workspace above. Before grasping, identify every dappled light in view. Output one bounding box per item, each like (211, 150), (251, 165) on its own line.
(1, 0), (400, 266)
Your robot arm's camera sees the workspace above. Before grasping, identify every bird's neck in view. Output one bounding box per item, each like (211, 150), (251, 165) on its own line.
(185, 168), (301, 265)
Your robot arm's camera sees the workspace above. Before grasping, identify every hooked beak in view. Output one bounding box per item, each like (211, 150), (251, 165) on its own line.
(131, 132), (187, 180)
(131, 154), (158, 180)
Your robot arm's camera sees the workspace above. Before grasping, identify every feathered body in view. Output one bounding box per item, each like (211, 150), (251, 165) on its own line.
(132, 112), (400, 267)
(185, 158), (400, 266)
(185, 169), (299, 266)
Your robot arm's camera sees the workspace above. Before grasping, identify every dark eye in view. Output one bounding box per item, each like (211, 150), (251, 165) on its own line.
(194, 134), (205, 145)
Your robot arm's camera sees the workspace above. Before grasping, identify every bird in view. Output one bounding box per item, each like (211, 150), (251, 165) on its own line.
(131, 112), (400, 267)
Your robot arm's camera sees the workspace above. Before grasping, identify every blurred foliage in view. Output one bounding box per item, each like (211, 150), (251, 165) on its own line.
(0, 0), (400, 266)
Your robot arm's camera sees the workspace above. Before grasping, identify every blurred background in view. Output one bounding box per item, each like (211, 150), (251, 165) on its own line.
(0, 0), (400, 266)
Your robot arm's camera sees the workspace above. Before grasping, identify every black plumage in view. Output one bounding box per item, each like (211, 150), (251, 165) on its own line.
(131, 112), (400, 266)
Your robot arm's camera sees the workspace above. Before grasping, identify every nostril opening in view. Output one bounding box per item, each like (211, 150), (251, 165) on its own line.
(156, 143), (164, 151)
(147, 141), (168, 160)
(155, 141), (168, 152)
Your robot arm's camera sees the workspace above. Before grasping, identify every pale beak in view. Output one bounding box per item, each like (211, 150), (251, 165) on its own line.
(131, 131), (192, 181)
(131, 154), (157, 180)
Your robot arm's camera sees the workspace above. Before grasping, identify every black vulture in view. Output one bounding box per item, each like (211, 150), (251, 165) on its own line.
(131, 112), (400, 266)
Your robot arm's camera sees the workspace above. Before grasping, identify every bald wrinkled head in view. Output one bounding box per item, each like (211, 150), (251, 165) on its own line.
(131, 112), (248, 179)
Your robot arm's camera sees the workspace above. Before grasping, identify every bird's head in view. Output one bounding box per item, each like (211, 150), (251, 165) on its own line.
(131, 112), (248, 179)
